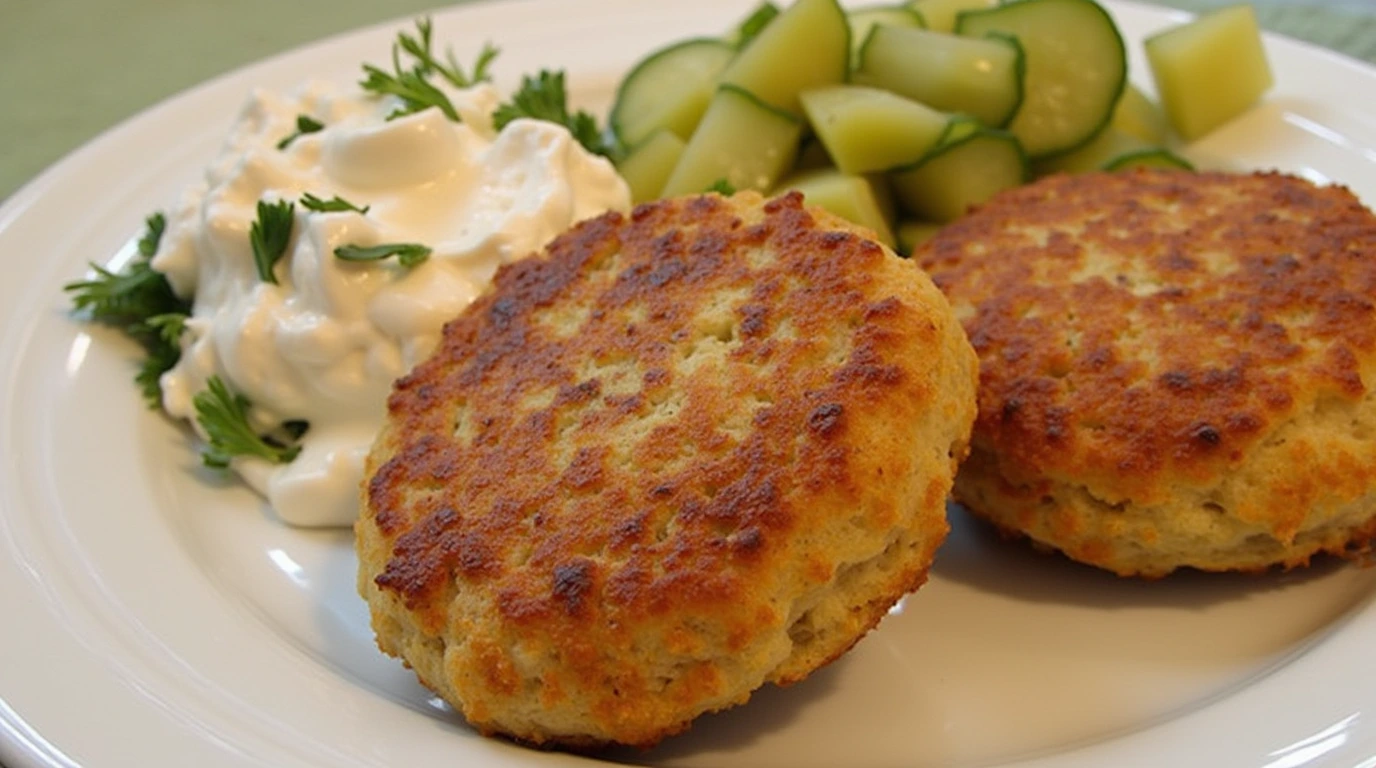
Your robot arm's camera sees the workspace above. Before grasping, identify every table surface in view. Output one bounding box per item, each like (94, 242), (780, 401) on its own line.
(1, 0), (1374, 202)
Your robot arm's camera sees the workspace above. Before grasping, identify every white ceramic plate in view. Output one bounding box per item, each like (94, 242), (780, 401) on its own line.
(3, 1), (1376, 766)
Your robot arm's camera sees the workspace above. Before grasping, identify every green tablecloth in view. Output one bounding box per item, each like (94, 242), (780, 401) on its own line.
(0, 0), (1374, 200)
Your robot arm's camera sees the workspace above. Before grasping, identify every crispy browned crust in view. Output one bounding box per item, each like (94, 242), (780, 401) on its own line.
(919, 169), (1376, 575)
(357, 191), (976, 745)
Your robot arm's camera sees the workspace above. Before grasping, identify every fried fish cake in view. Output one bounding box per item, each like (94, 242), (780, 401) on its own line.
(919, 169), (1376, 577)
(356, 191), (977, 747)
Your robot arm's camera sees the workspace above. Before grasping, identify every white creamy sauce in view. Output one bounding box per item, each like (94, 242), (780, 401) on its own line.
(152, 79), (630, 527)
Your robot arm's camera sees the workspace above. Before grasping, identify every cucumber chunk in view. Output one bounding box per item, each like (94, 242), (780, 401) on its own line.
(909, 0), (996, 33)
(847, 5), (926, 65)
(1145, 4), (1273, 141)
(775, 168), (897, 247)
(890, 128), (1027, 222)
(729, 2), (782, 47)
(1034, 127), (1189, 173)
(610, 38), (736, 148)
(1111, 83), (1169, 145)
(719, 0), (850, 115)
(957, 0), (1127, 158)
(856, 25), (1024, 128)
(616, 130), (687, 204)
(661, 85), (804, 197)
(800, 84), (950, 174)
(896, 219), (945, 255)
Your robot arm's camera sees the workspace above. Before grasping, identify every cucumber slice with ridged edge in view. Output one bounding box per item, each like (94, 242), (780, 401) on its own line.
(956, 0), (1127, 158)
(609, 38), (736, 148)
(855, 25), (1024, 128)
(890, 127), (1028, 222)
(718, 0), (850, 116)
(661, 85), (804, 197)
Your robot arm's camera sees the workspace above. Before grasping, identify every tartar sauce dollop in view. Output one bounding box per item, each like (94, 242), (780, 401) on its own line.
(151, 79), (630, 527)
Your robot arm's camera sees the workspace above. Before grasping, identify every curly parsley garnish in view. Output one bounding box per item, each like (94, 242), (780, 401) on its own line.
(334, 242), (432, 268)
(194, 376), (306, 469)
(250, 199), (295, 284)
(361, 18), (499, 122)
(493, 70), (613, 158)
(275, 114), (325, 150)
(300, 193), (370, 214)
(63, 212), (191, 407)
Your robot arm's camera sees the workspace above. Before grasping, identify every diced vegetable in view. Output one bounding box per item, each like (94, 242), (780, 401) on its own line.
(719, 0), (850, 115)
(609, 38), (736, 147)
(957, 0), (1127, 158)
(909, 0), (996, 33)
(891, 127), (1027, 221)
(1035, 127), (1190, 174)
(728, 2), (783, 47)
(617, 130), (687, 203)
(855, 25), (1024, 128)
(775, 168), (897, 247)
(661, 85), (804, 197)
(799, 84), (951, 174)
(1110, 83), (1169, 145)
(1145, 4), (1273, 141)
(847, 5), (926, 64)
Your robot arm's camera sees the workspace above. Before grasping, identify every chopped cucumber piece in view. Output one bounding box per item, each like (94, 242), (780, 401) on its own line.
(909, 0), (996, 33)
(661, 85), (804, 197)
(1035, 127), (1193, 174)
(1145, 4), (1273, 141)
(957, 0), (1127, 158)
(847, 5), (926, 65)
(719, 0), (850, 115)
(617, 130), (687, 204)
(856, 25), (1024, 128)
(896, 220), (945, 255)
(610, 38), (736, 148)
(891, 127), (1027, 222)
(800, 84), (950, 174)
(775, 168), (897, 247)
(729, 2), (783, 47)
(1111, 84), (1169, 145)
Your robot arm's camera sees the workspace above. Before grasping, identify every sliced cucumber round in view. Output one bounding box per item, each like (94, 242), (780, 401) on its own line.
(847, 5), (926, 66)
(609, 38), (735, 148)
(956, 0), (1127, 158)
(890, 127), (1028, 222)
(719, 0), (850, 116)
(799, 84), (951, 174)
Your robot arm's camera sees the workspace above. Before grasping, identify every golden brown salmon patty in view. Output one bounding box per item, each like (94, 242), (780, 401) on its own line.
(356, 191), (977, 748)
(918, 169), (1376, 577)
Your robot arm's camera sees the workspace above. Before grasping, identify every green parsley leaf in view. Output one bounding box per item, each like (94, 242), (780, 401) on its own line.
(334, 242), (432, 268)
(734, 2), (781, 49)
(300, 193), (370, 214)
(707, 178), (738, 195)
(396, 18), (499, 89)
(64, 212), (191, 408)
(194, 376), (305, 468)
(250, 199), (295, 284)
(361, 60), (460, 122)
(275, 114), (325, 150)
(492, 70), (613, 158)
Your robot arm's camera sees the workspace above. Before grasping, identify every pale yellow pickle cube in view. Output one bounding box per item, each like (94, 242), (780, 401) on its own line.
(1145, 4), (1273, 141)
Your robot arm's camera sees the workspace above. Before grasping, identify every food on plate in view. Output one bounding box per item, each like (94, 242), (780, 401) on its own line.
(64, 21), (629, 527)
(611, 0), (1243, 252)
(1145, 4), (1274, 141)
(356, 191), (978, 747)
(918, 168), (1376, 577)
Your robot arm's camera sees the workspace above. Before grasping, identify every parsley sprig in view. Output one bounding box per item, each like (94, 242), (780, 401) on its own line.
(63, 213), (191, 407)
(301, 193), (370, 214)
(492, 70), (613, 157)
(193, 375), (305, 468)
(334, 242), (432, 268)
(361, 18), (499, 122)
(276, 114), (325, 150)
(250, 199), (295, 284)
